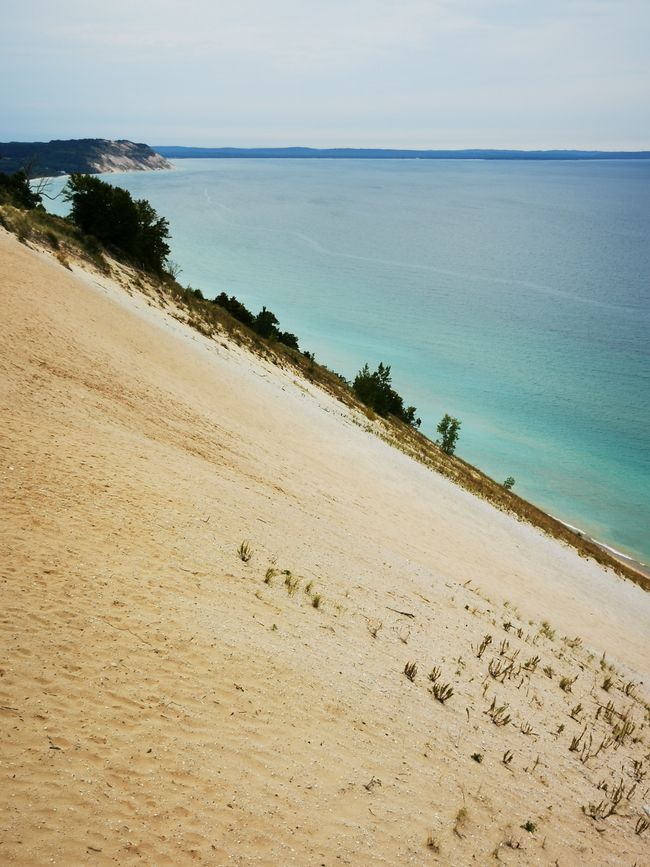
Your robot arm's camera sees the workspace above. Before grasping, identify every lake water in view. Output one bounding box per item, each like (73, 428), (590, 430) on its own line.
(44, 159), (650, 564)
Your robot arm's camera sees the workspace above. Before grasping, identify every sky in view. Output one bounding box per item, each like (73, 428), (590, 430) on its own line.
(2, 0), (649, 149)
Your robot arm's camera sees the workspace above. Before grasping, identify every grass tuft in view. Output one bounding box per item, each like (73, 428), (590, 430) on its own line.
(404, 661), (418, 682)
(237, 540), (252, 562)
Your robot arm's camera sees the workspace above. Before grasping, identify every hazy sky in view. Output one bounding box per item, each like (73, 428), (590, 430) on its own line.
(3, 0), (649, 148)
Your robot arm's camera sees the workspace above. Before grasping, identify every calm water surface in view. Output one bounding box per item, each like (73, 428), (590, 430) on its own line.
(45, 159), (650, 563)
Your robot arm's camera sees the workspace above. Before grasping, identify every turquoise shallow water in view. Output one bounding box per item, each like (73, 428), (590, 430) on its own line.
(44, 159), (650, 563)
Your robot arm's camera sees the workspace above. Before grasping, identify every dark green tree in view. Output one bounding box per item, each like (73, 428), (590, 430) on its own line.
(436, 414), (461, 454)
(0, 170), (42, 209)
(213, 292), (255, 327)
(353, 362), (419, 425)
(63, 174), (170, 274)
(253, 306), (280, 339)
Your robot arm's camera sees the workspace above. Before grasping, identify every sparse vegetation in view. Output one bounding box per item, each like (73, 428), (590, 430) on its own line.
(237, 540), (252, 562)
(485, 698), (511, 727)
(431, 681), (454, 704)
(474, 634), (492, 659)
(284, 573), (300, 596)
(559, 675), (577, 692)
(404, 661), (418, 682)
(539, 621), (556, 641)
(471, 752), (483, 763)
(426, 833), (440, 852)
(636, 816), (650, 836)
(623, 680), (638, 697)
(366, 619), (382, 639)
(454, 807), (468, 838)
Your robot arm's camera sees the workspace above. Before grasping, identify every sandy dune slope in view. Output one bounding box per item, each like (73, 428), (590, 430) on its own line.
(1, 230), (648, 865)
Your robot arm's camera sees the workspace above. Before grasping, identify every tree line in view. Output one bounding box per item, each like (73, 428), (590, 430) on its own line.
(1, 169), (478, 463)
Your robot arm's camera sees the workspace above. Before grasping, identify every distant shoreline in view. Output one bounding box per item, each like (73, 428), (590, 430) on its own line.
(154, 145), (650, 161)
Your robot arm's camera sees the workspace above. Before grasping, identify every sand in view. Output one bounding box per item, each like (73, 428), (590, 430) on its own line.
(1, 229), (649, 865)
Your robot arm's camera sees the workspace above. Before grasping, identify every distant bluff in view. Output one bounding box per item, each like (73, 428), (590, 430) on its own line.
(0, 139), (172, 177)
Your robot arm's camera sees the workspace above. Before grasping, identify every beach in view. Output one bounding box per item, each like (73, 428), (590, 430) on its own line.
(1, 228), (649, 864)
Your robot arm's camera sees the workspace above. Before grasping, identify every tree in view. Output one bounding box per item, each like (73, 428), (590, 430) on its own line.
(503, 476), (515, 491)
(0, 170), (42, 209)
(352, 362), (419, 426)
(437, 414), (461, 454)
(253, 306), (280, 339)
(63, 174), (170, 274)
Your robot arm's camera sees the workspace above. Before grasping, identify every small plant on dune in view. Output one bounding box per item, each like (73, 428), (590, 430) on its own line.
(311, 593), (322, 609)
(485, 697), (511, 727)
(488, 657), (516, 683)
(602, 675), (613, 691)
(520, 820), (536, 833)
(570, 703), (583, 721)
(304, 580), (313, 595)
(502, 749), (514, 768)
(503, 837), (522, 850)
(583, 778), (629, 821)
(593, 735), (613, 757)
(559, 675), (577, 692)
(264, 567), (276, 585)
(404, 661), (418, 682)
(284, 572), (300, 596)
(539, 621), (555, 641)
(367, 619), (382, 639)
(596, 699), (616, 724)
(431, 681), (454, 704)
(522, 655), (540, 673)
(519, 721), (538, 737)
(622, 680), (638, 697)
(612, 718), (636, 746)
(543, 665), (554, 679)
(631, 759), (646, 783)
(428, 666), (442, 683)
(471, 752), (483, 763)
(426, 833), (440, 852)
(474, 634), (492, 659)
(237, 540), (252, 562)
(569, 725), (587, 753)
(454, 807), (468, 838)
(636, 816), (650, 836)
(564, 635), (583, 649)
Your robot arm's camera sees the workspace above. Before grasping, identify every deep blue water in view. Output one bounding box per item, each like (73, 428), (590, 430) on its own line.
(44, 159), (650, 563)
